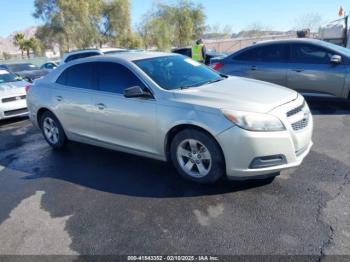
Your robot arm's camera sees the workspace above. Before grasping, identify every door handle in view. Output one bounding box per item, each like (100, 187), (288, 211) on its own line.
(56, 96), (63, 102)
(250, 66), (257, 71)
(293, 69), (304, 73)
(96, 103), (106, 110)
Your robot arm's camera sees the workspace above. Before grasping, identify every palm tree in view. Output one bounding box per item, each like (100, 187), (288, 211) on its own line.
(13, 33), (26, 58)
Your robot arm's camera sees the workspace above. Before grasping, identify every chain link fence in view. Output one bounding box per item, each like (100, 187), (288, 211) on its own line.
(204, 34), (296, 53)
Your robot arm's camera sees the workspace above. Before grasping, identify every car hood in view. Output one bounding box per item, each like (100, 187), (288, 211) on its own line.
(16, 69), (48, 79)
(0, 81), (27, 96)
(172, 76), (298, 113)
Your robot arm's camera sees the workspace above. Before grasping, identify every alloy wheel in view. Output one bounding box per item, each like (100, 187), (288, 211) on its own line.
(43, 117), (59, 144)
(176, 139), (212, 178)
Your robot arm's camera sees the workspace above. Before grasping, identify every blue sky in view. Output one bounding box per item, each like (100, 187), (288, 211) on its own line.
(0, 0), (348, 37)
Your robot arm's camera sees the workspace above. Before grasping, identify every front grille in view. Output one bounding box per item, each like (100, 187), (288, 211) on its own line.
(2, 95), (26, 103)
(4, 108), (28, 116)
(291, 117), (309, 131)
(286, 100), (310, 131)
(287, 101), (305, 117)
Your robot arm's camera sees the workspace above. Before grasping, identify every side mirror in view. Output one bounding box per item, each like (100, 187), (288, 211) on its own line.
(124, 86), (152, 98)
(330, 55), (342, 64)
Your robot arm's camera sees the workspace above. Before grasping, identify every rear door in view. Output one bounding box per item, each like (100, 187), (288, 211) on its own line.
(224, 44), (289, 86)
(52, 62), (96, 139)
(90, 62), (158, 155)
(287, 43), (348, 97)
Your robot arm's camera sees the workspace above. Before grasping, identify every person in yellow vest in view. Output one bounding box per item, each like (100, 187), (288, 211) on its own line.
(191, 39), (206, 63)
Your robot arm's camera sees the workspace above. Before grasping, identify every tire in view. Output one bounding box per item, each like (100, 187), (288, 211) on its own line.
(40, 111), (66, 149)
(170, 129), (225, 184)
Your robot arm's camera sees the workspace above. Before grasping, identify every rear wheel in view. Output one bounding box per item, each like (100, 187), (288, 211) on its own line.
(170, 129), (225, 184)
(40, 111), (66, 149)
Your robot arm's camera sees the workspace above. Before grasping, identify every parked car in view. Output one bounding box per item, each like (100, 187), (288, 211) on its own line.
(172, 47), (226, 65)
(61, 48), (129, 64)
(210, 39), (350, 99)
(27, 52), (313, 184)
(41, 61), (58, 71)
(0, 69), (29, 120)
(0, 63), (48, 82)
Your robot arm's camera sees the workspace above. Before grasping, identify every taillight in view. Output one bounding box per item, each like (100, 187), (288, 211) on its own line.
(25, 85), (31, 92)
(211, 63), (223, 71)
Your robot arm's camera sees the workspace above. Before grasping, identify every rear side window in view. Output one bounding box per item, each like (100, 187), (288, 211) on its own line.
(96, 62), (144, 94)
(234, 44), (287, 63)
(173, 49), (192, 57)
(65, 52), (100, 63)
(56, 62), (93, 89)
(291, 44), (334, 64)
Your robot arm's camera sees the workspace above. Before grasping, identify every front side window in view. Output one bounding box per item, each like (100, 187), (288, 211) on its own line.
(56, 63), (93, 89)
(134, 55), (223, 90)
(291, 44), (334, 64)
(234, 45), (287, 63)
(96, 62), (144, 94)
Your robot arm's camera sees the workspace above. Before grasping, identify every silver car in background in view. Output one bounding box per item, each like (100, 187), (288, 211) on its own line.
(211, 39), (350, 99)
(27, 52), (313, 184)
(0, 69), (29, 120)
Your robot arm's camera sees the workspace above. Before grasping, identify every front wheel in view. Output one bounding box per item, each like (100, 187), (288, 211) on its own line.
(40, 111), (66, 149)
(170, 129), (225, 184)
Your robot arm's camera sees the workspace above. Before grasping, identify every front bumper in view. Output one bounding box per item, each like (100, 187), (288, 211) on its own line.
(0, 99), (28, 120)
(216, 120), (313, 180)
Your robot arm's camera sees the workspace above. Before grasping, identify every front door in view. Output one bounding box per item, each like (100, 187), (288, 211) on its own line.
(90, 62), (157, 155)
(287, 43), (348, 97)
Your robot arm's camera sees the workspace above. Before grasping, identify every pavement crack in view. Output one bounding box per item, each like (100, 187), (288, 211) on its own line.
(318, 169), (350, 258)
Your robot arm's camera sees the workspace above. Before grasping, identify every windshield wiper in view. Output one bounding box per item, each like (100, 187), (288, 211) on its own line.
(201, 78), (224, 86)
(179, 78), (224, 90)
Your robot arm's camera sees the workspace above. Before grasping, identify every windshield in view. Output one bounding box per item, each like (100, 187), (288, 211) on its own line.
(134, 55), (223, 90)
(0, 70), (22, 83)
(7, 63), (40, 72)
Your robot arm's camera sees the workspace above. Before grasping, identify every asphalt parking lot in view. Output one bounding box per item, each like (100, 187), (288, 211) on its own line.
(0, 97), (349, 257)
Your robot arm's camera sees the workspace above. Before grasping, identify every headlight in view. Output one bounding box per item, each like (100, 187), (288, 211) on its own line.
(222, 109), (285, 132)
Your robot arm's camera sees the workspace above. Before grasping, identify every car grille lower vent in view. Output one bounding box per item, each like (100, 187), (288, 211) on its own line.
(286, 101), (310, 131)
(291, 117), (309, 131)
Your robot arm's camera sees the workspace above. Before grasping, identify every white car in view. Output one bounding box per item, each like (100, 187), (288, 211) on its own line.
(0, 70), (29, 120)
(60, 48), (129, 64)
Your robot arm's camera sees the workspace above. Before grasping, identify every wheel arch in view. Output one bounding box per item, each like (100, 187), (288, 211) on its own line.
(36, 108), (62, 130)
(164, 124), (226, 167)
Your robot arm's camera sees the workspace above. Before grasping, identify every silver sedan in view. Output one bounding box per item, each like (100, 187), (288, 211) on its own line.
(27, 52), (313, 184)
(211, 39), (350, 99)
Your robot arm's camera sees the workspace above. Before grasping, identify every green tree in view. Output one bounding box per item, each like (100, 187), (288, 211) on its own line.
(139, 0), (206, 49)
(33, 0), (103, 51)
(33, 0), (132, 52)
(97, 0), (132, 47)
(13, 33), (26, 58)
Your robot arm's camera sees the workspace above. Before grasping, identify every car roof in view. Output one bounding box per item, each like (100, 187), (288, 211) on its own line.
(63, 47), (127, 55)
(104, 51), (177, 62)
(253, 38), (327, 46)
(100, 47), (128, 53)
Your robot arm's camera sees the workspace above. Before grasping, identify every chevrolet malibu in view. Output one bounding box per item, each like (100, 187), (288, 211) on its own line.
(27, 52), (313, 183)
(0, 69), (29, 120)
